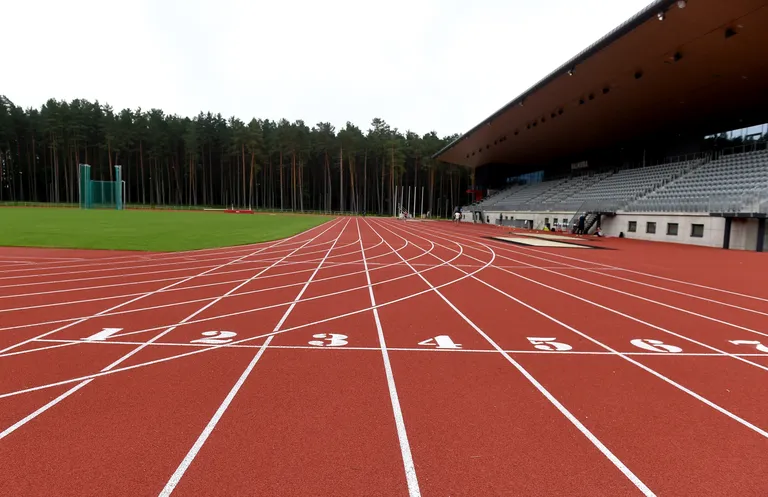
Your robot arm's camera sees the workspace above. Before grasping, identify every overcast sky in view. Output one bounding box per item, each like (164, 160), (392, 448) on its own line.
(3, 0), (652, 137)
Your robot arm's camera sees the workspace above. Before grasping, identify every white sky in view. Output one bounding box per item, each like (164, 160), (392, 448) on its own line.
(2, 0), (652, 137)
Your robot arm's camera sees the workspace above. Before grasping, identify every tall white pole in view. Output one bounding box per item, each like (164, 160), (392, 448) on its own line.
(393, 186), (398, 216)
(406, 186), (411, 217)
(412, 186), (416, 217)
(420, 186), (424, 217)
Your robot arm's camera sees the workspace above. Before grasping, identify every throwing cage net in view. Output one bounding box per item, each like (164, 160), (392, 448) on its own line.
(79, 164), (124, 210)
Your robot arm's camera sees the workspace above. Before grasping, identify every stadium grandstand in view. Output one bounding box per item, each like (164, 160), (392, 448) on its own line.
(434, 0), (768, 251)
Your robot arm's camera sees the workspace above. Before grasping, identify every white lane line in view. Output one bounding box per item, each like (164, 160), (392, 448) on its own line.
(367, 219), (655, 496)
(446, 223), (768, 304)
(0, 380), (95, 441)
(159, 218), (349, 496)
(0, 225), (333, 278)
(0, 220), (341, 356)
(416, 224), (768, 369)
(386, 219), (768, 440)
(0, 221), (344, 440)
(24, 338), (768, 357)
(0, 236), (347, 290)
(157, 336), (273, 496)
(356, 219), (421, 497)
(0, 236), (487, 400)
(0, 231), (394, 313)
(433, 224), (768, 319)
(0, 237), (414, 340)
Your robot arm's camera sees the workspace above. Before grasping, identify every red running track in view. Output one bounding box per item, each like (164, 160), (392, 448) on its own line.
(1, 217), (768, 496)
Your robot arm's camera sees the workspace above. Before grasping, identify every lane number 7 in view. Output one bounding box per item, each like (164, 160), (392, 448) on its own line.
(729, 340), (768, 353)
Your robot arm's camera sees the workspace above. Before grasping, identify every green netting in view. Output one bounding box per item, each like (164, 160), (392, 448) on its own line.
(91, 181), (117, 208)
(79, 164), (124, 210)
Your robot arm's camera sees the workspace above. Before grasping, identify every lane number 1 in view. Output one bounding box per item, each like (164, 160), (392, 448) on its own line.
(83, 328), (123, 341)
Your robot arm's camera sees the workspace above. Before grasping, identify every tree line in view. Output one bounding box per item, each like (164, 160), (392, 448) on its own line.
(0, 96), (470, 216)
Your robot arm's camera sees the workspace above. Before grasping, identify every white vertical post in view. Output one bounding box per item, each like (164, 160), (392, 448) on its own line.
(420, 187), (424, 217)
(406, 186), (411, 218)
(393, 186), (398, 216)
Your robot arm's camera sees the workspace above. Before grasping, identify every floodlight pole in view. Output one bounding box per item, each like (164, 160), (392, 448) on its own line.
(420, 187), (424, 217)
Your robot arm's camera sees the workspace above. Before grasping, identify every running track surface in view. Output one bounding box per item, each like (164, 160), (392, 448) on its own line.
(1, 218), (768, 496)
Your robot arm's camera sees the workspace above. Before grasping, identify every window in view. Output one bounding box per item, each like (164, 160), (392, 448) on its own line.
(628, 221), (637, 232)
(646, 222), (656, 234)
(691, 224), (704, 238)
(544, 217), (550, 225)
(562, 218), (568, 225)
(667, 223), (679, 236)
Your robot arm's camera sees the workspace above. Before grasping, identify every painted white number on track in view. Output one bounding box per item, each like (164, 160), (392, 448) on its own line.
(418, 335), (462, 349)
(729, 340), (768, 353)
(83, 328), (123, 341)
(308, 333), (348, 347)
(630, 338), (682, 353)
(191, 331), (237, 345)
(527, 337), (572, 351)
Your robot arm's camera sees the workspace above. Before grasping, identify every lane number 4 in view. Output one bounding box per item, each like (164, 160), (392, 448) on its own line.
(418, 335), (462, 349)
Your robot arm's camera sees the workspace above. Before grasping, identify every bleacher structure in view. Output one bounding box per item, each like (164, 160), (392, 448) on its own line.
(467, 148), (767, 217)
(627, 150), (768, 213)
(463, 146), (768, 243)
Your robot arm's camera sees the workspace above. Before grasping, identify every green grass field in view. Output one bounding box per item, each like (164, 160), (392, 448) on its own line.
(0, 208), (334, 251)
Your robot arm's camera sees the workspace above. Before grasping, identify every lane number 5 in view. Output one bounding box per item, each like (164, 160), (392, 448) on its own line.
(526, 337), (572, 351)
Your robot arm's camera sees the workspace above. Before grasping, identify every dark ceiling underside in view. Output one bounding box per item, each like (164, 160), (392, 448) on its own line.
(436, 0), (768, 168)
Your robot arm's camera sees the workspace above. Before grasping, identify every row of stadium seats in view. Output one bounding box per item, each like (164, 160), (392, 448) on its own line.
(466, 148), (768, 215)
(627, 150), (768, 212)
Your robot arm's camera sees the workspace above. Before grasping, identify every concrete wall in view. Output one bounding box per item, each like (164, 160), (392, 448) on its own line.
(601, 212), (724, 247)
(462, 208), (764, 251)
(462, 210), (576, 229)
(602, 212), (761, 250)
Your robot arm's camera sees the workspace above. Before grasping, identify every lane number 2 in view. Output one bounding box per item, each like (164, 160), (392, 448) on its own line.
(191, 331), (237, 345)
(308, 333), (348, 347)
(630, 338), (682, 353)
(418, 335), (462, 349)
(729, 340), (768, 353)
(527, 337), (572, 351)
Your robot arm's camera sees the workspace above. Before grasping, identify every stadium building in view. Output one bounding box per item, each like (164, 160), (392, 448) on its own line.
(435, 0), (768, 251)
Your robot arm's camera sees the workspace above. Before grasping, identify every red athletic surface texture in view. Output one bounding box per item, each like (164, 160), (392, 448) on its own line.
(1, 217), (767, 496)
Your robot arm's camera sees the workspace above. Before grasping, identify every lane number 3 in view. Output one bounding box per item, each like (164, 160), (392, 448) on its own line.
(308, 333), (348, 347)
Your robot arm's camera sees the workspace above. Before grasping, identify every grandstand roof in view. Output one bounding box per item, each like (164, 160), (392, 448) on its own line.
(435, 0), (768, 168)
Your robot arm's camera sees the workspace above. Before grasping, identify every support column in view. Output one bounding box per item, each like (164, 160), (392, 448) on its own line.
(115, 165), (123, 210)
(723, 217), (732, 249)
(757, 218), (766, 252)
